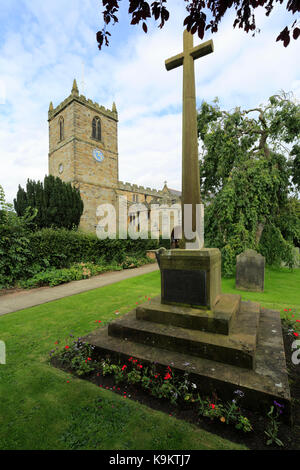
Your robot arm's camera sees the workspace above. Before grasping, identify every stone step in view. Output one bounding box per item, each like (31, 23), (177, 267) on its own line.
(83, 304), (291, 421)
(108, 300), (260, 369)
(136, 294), (241, 335)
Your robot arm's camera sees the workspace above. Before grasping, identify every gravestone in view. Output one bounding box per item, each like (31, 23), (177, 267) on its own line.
(236, 249), (265, 292)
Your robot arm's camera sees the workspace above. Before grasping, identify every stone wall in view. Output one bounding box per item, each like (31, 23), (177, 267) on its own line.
(48, 82), (180, 235)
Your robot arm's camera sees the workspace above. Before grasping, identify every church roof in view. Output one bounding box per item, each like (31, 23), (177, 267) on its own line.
(168, 188), (181, 197)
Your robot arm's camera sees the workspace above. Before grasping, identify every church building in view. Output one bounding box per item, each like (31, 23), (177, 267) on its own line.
(48, 79), (181, 236)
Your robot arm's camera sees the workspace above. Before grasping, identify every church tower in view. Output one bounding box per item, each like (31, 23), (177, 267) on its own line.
(48, 79), (119, 231)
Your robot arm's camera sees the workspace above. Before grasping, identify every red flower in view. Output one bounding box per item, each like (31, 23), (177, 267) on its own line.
(284, 309), (288, 312)
(65, 345), (69, 349)
(164, 372), (171, 380)
(122, 365), (127, 371)
(210, 404), (215, 409)
(128, 357), (133, 361)
(54, 341), (58, 344)
(294, 332), (299, 337)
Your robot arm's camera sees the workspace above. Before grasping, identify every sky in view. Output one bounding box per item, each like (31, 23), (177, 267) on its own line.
(0, 0), (299, 204)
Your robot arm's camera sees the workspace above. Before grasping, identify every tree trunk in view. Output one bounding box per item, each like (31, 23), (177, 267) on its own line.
(255, 219), (266, 245)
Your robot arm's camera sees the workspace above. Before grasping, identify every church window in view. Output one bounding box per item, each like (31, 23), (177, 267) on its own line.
(59, 117), (64, 141)
(92, 117), (101, 140)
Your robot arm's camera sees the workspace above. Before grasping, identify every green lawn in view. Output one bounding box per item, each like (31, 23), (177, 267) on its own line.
(222, 266), (300, 313)
(0, 266), (298, 450)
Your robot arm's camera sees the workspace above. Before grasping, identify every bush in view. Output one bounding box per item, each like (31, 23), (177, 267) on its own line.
(0, 185), (37, 287)
(27, 228), (169, 269)
(14, 175), (84, 230)
(1, 182), (170, 288)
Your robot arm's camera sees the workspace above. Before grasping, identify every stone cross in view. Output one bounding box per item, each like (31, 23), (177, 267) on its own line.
(165, 30), (213, 248)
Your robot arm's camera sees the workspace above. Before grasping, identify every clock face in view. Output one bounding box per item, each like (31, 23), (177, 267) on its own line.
(93, 149), (104, 162)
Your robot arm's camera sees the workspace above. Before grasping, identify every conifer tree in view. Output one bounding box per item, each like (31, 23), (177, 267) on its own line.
(14, 175), (84, 230)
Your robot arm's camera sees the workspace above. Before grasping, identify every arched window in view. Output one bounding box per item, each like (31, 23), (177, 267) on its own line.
(59, 117), (64, 141)
(92, 117), (101, 140)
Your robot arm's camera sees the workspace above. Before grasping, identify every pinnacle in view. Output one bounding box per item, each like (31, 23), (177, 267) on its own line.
(72, 79), (79, 96)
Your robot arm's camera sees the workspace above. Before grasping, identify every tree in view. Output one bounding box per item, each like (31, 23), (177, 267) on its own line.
(14, 175), (84, 230)
(197, 90), (300, 275)
(96, 0), (300, 50)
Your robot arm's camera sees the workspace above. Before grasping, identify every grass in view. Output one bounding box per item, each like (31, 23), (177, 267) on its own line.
(222, 266), (300, 313)
(0, 270), (246, 450)
(0, 266), (298, 450)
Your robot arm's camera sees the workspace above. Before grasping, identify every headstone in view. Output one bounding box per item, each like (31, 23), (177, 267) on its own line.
(236, 249), (265, 292)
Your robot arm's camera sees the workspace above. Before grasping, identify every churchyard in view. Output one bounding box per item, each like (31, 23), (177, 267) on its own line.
(0, 266), (299, 450)
(0, 9), (299, 451)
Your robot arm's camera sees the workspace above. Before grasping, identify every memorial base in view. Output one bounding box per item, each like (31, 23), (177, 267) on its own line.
(160, 249), (221, 309)
(84, 295), (291, 421)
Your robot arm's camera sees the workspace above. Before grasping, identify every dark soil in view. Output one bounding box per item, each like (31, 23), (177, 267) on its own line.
(51, 323), (300, 451)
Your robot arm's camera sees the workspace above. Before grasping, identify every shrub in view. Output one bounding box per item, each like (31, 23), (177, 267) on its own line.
(27, 228), (169, 269)
(14, 175), (84, 230)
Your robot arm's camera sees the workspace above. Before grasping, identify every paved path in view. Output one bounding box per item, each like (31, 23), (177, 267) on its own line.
(0, 263), (159, 316)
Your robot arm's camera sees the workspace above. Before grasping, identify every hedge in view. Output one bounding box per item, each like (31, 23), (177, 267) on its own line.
(27, 228), (170, 268)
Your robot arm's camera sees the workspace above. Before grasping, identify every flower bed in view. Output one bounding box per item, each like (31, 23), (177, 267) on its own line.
(49, 313), (300, 450)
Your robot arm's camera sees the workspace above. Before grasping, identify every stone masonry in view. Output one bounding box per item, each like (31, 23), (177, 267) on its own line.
(48, 80), (181, 234)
